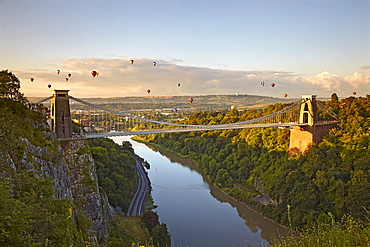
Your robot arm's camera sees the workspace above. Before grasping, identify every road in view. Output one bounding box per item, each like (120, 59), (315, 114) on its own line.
(127, 159), (150, 216)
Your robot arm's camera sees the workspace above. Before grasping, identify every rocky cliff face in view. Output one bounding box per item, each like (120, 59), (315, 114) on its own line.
(62, 138), (113, 246)
(10, 120), (112, 246)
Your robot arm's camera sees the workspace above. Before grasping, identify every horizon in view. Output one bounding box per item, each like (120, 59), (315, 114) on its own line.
(27, 92), (339, 101)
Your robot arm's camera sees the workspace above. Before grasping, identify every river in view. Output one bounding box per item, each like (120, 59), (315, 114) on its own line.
(111, 136), (287, 247)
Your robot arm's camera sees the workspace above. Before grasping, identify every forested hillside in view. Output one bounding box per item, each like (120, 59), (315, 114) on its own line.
(0, 70), (87, 246)
(141, 95), (370, 231)
(88, 138), (137, 212)
(0, 70), (170, 246)
(87, 138), (171, 247)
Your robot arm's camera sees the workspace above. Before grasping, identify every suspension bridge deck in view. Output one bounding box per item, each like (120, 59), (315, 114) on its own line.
(78, 122), (336, 138)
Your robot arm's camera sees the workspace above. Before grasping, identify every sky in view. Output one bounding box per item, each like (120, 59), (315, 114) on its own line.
(1, 0), (369, 99)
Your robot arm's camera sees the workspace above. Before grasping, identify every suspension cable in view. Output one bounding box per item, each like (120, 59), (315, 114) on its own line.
(316, 100), (339, 120)
(69, 95), (306, 129)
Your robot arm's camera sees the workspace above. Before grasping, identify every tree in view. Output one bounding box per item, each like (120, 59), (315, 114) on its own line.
(0, 70), (27, 104)
(346, 170), (370, 220)
(151, 223), (171, 247)
(0, 181), (35, 247)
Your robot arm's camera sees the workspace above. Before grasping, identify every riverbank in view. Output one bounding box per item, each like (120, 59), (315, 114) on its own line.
(116, 136), (287, 245)
(132, 136), (289, 237)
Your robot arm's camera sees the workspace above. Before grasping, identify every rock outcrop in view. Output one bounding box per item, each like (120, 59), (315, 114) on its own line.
(15, 124), (112, 246)
(63, 138), (112, 246)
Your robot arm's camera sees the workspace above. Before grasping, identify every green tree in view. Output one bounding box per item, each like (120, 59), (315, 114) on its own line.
(0, 180), (36, 247)
(0, 70), (27, 104)
(325, 92), (340, 113)
(346, 170), (370, 220)
(151, 223), (171, 247)
(88, 138), (137, 211)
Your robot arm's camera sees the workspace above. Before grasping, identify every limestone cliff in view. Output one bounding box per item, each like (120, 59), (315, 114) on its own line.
(20, 134), (113, 246)
(0, 101), (112, 246)
(62, 138), (113, 246)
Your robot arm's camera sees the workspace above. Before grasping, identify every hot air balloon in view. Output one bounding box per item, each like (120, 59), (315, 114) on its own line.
(284, 94), (288, 98)
(188, 98), (193, 104)
(147, 89), (151, 93)
(91, 70), (98, 77)
(57, 69), (60, 74)
(261, 81), (265, 86)
(271, 83), (275, 87)
(68, 73), (71, 77)
(65, 78), (69, 82)
(153, 62), (156, 66)
(130, 60), (134, 64)
(177, 83), (181, 87)
(352, 92), (356, 96)
(48, 84), (51, 88)
(30, 78), (34, 82)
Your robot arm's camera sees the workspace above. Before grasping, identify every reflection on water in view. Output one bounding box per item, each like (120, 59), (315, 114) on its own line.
(111, 136), (287, 247)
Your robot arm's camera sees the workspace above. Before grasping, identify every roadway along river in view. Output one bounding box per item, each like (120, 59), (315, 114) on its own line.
(127, 159), (150, 216)
(111, 136), (287, 247)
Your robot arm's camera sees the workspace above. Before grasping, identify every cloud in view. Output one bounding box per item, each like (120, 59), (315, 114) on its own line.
(304, 71), (370, 95)
(12, 57), (370, 98)
(360, 65), (370, 70)
(344, 72), (370, 89)
(305, 71), (342, 90)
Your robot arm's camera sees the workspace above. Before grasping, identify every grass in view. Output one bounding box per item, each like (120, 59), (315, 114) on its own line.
(272, 214), (370, 247)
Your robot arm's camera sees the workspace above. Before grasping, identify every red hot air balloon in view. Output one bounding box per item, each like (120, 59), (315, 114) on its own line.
(65, 78), (69, 82)
(30, 78), (34, 82)
(271, 83), (276, 87)
(91, 70), (98, 77)
(284, 94), (288, 98)
(188, 98), (193, 104)
(352, 92), (356, 96)
(147, 89), (151, 93)
(130, 60), (134, 64)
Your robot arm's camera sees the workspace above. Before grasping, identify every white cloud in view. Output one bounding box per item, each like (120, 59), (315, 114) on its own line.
(344, 72), (370, 89)
(303, 71), (370, 96)
(12, 58), (370, 99)
(305, 71), (342, 90)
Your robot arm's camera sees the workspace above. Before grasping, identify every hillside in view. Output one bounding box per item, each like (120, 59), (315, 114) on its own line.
(0, 97), (104, 245)
(140, 94), (370, 245)
(0, 70), (171, 247)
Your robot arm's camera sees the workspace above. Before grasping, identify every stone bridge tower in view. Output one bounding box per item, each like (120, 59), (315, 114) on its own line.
(288, 95), (337, 157)
(50, 90), (73, 139)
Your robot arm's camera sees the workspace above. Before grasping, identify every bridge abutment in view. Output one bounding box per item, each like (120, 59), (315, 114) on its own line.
(287, 95), (337, 157)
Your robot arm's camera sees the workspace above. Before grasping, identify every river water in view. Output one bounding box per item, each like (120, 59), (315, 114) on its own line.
(111, 136), (287, 247)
